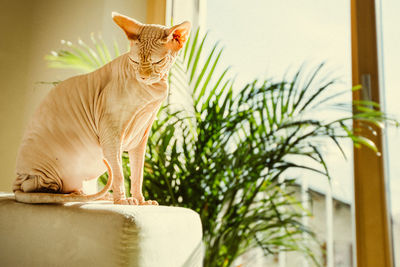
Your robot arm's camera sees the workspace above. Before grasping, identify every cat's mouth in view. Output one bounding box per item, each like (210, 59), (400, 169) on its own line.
(135, 68), (163, 85)
(137, 76), (161, 85)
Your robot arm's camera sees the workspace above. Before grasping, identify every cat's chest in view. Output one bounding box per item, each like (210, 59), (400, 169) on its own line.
(121, 101), (160, 150)
(120, 79), (167, 108)
(119, 81), (167, 149)
(107, 79), (166, 119)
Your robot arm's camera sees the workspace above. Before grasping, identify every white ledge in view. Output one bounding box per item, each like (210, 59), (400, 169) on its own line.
(0, 193), (203, 267)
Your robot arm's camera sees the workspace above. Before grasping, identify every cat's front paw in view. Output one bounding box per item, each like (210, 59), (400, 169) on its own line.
(139, 200), (159, 206)
(114, 197), (139, 205)
(131, 193), (158, 206)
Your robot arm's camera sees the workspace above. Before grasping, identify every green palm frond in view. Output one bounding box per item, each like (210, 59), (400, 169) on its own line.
(44, 34), (128, 73)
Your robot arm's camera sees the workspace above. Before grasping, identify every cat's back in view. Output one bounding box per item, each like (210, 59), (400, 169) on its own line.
(16, 72), (105, 177)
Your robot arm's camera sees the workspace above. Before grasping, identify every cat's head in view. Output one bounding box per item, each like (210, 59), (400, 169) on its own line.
(112, 12), (191, 85)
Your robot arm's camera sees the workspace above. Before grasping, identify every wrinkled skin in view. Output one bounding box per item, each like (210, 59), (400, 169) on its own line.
(13, 13), (191, 205)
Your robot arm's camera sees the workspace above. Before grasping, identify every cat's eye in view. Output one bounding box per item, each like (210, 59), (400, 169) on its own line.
(153, 57), (165, 64)
(129, 58), (139, 64)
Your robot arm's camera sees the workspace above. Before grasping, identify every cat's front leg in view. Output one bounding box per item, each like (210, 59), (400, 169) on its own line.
(102, 146), (137, 205)
(128, 120), (158, 206)
(100, 118), (138, 205)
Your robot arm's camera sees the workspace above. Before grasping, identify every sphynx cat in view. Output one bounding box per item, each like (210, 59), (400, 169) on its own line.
(13, 12), (191, 205)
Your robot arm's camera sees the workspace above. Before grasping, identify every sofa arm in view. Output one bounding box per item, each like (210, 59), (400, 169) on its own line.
(0, 193), (203, 267)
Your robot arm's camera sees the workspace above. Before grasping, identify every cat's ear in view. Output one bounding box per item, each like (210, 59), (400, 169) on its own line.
(112, 12), (143, 40)
(165, 21), (191, 51)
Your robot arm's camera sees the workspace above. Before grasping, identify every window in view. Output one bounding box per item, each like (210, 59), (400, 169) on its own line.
(379, 0), (400, 265)
(205, 1), (353, 266)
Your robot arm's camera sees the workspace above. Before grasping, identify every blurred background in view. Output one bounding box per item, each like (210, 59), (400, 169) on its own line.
(0, 0), (398, 266)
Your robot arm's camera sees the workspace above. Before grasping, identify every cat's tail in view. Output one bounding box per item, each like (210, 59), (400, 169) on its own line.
(14, 159), (113, 204)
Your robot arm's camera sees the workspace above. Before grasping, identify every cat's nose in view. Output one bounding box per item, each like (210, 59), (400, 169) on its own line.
(138, 69), (151, 81)
(139, 74), (151, 82)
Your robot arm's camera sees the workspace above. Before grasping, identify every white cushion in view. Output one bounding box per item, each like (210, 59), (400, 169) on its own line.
(0, 193), (203, 267)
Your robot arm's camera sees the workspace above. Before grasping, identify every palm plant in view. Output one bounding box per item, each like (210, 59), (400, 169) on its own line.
(45, 31), (395, 266)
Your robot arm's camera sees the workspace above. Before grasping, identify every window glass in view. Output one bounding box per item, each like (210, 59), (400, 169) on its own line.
(207, 1), (353, 266)
(379, 0), (400, 265)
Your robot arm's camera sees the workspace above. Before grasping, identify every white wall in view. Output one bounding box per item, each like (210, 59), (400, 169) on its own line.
(0, 0), (147, 191)
(0, 0), (34, 192)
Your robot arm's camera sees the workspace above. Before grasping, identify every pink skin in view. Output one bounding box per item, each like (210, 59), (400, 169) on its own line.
(12, 13), (191, 205)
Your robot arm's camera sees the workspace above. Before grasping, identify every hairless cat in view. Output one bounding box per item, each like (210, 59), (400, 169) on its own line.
(13, 12), (191, 205)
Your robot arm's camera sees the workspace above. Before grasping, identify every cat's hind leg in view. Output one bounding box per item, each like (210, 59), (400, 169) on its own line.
(13, 173), (61, 193)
